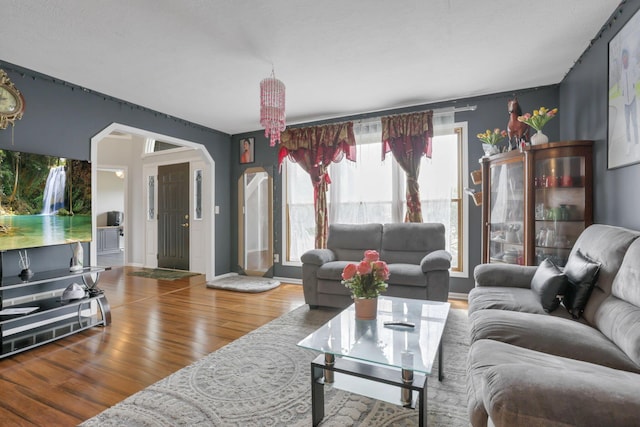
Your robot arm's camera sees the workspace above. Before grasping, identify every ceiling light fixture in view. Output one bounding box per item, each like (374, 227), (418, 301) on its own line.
(260, 69), (286, 146)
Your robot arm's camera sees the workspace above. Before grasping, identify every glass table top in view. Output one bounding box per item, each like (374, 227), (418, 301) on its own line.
(297, 296), (450, 375)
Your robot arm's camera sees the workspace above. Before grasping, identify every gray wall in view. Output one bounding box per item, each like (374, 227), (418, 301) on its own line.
(0, 62), (232, 276)
(232, 86), (560, 294)
(560, 0), (640, 230)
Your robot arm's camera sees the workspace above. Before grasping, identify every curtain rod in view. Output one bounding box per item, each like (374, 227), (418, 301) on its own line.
(433, 104), (477, 115)
(355, 104), (477, 124)
(287, 104), (478, 129)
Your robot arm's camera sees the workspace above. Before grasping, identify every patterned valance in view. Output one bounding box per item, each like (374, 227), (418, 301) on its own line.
(278, 122), (356, 166)
(381, 111), (434, 160)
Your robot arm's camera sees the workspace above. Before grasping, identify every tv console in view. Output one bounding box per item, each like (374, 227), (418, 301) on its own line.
(0, 253), (110, 359)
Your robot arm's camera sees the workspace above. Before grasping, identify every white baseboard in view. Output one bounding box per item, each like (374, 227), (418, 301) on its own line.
(449, 292), (469, 301)
(274, 276), (302, 285)
(210, 272), (238, 281)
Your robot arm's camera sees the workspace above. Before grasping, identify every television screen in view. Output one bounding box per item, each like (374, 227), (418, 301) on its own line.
(0, 149), (92, 251)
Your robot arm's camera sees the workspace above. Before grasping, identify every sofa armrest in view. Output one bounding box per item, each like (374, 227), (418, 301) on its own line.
(483, 364), (640, 427)
(420, 250), (451, 272)
(300, 249), (336, 266)
(474, 263), (537, 288)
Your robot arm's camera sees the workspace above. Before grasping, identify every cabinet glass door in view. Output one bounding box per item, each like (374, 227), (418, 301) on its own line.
(488, 160), (524, 264)
(533, 155), (586, 266)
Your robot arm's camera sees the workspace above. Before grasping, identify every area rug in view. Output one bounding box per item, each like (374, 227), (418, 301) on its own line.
(81, 305), (470, 426)
(127, 268), (200, 281)
(206, 275), (281, 293)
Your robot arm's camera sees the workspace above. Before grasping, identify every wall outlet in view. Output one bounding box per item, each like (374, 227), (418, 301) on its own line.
(274, 253), (279, 263)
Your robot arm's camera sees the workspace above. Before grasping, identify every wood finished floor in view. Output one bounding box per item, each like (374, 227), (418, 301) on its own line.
(0, 267), (467, 426)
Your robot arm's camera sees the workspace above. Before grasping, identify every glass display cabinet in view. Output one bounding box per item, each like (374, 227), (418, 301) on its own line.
(481, 141), (593, 266)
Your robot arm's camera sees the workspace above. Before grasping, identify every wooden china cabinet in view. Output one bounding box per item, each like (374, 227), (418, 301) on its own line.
(481, 140), (593, 266)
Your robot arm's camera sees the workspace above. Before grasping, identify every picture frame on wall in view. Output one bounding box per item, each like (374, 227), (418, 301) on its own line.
(240, 137), (254, 164)
(608, 8), (640, 169)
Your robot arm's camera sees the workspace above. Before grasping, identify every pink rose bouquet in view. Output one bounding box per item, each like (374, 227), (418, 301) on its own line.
(341, 250), (389, 299)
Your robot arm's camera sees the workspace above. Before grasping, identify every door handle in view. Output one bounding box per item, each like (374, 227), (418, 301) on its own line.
(181, 223), (189, 227)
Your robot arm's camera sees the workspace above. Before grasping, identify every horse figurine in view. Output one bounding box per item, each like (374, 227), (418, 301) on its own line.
(507, 96), (530, 150)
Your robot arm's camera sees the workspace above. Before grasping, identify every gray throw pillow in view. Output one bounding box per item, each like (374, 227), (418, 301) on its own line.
(562, 249), (601, 318)
(531, 258), (568, 312)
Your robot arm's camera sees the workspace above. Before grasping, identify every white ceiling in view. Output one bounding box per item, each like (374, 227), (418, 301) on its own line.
(1, 1), (620, 135)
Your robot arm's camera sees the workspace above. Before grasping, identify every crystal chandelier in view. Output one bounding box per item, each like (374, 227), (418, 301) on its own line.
(260, 70), (286, 146)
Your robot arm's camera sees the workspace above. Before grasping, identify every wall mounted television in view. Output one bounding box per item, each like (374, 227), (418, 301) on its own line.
(0, 149), (92, 251)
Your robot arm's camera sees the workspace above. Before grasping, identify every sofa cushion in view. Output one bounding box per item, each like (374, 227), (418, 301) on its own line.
(326, 223), (383, 261)
(469, 309), (640, 373)
(594, 297), (640, 369)
(467, 339), (640, 427)
(317, 279), (352, 296)
(563, 249), (601, 318)
(611, 238), (640, 307)
(316, 261), (351, 281)
(380, 222), (445, 265)
(468, 287), (546, 316)
(386, 263), (424, 287)
(591, 238), (640, 368)
(530, 258), (568, 312)
(568, 224), (640, 324)
(482, 363), (640, 427)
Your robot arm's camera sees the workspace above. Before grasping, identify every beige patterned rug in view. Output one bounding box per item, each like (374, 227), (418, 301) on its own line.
(81, 305), (470, 426)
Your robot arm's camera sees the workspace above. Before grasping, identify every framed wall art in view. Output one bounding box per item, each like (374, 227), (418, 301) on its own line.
(608, 8), (640, 169)
(239, 137), (255, 164)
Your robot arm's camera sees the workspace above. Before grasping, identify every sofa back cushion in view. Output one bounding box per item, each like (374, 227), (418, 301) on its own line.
(327, 223), (383, 261)
(380, 223), (445, 265)
(570, 225), (640, 325)
(595, 238), (640, 368)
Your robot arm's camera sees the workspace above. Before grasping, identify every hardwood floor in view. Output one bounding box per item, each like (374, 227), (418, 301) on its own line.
(0, 267), (467, 426)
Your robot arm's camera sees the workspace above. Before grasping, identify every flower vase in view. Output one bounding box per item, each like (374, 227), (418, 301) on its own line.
(530, 130), (549, 145)
(482, 143), (499, 157)
(354, 297), (378, 320)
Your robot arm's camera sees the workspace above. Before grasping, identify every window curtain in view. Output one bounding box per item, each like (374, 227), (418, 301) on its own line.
(381, 111), (434, 222)
(329, 118), (404, 224)
(279, 122), (356, 248)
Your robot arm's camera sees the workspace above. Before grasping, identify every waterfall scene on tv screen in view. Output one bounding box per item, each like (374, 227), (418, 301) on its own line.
(0, 149), (92, 251)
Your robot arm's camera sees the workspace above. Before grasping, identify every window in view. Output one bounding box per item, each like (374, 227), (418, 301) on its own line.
(283, 161), (315, 262)
(282, 119), (468, 276)
(417, 125), (467, 273)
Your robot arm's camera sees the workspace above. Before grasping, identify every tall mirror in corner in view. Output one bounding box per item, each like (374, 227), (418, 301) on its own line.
(238, 167), (273, 276)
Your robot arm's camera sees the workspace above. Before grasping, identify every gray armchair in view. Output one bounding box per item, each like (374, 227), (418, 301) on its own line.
(302, 223), (451, 308)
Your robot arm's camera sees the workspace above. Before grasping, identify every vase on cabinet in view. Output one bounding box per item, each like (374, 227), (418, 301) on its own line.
(530, 130), (549, 145)
(482, 143), (499, 156)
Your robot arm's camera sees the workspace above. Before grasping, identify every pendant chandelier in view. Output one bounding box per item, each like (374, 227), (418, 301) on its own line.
(260, 70), (286, 146)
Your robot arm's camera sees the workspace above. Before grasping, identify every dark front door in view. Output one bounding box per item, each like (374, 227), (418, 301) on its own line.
(157, 162), (190, 270)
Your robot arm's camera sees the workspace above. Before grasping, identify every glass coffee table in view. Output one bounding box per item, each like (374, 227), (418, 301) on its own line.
(297, 296), (450, 427)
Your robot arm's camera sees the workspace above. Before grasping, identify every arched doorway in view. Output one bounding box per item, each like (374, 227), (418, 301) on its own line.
(90, 123), (216, 281)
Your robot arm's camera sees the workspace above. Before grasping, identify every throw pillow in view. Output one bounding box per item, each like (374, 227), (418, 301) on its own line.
(531, 258), (569, 312)
(562, 249), (601, 318)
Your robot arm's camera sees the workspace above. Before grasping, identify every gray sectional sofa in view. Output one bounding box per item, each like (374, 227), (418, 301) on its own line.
(466, 224), (640, 427)
(301, 223), (451, 308)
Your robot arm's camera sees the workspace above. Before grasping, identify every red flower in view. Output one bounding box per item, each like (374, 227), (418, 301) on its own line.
(373, 260), (390, 281)
(357, 260), (372, 275)
(342, 263), (357, 280)
(363, 250), (379, 262)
